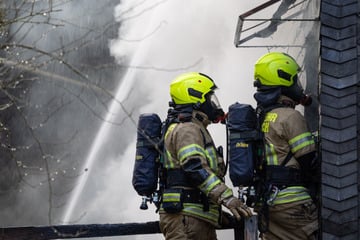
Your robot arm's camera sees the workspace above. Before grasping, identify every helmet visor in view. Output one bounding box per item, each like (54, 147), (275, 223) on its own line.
(204, 92), (225, 123)
(208, 92), (222, 110)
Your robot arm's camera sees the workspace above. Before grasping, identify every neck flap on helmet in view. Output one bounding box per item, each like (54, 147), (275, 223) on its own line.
(254, 88), (282, 108)
(168, 102), (194, 122)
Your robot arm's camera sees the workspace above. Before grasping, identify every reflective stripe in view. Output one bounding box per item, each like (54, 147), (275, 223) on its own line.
(178, 144), (206, 163)
(265, 143), (278, 165)
(165, 123), (176, 140)
(164, 150), (174, 169)
(289, 132), (314, 153)
(159, 203), (220, 225)
(182, 203), (219, 224)
(271, 186), (311, 205)
(220, 187), (233, 200)
(198, 173), (221, 195)
(164, 124), (177, 169)
(162, 193), (181, 202)
(205, 146), (217, 171)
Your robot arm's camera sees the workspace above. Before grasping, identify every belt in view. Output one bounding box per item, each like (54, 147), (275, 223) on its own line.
(163, 188), (210, 211)
(166, 169), (193, 188)
(183, 189), (210, 211)
(265, 165), (304, 188)
(182, 189), (204, 203)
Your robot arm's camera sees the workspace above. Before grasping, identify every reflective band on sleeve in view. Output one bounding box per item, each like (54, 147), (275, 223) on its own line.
(220, 187), (233, 200)
(289, 132), (315, 153)
(178, 144), (206, 163)
(198, 173), (221, 195)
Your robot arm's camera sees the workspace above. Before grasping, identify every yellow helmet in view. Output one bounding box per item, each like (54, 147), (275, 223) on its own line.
(170, 72), (217, 105)
(254, 52), (300, 89)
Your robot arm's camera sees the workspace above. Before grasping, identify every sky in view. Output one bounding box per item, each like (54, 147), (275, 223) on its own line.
(59, 0), (319, 239)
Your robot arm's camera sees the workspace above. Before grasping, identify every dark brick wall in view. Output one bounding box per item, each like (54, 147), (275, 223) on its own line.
(320, 0), (359, 239)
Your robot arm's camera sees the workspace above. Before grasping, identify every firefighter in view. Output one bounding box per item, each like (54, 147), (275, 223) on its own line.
(159, 72), (252, 240)
(252, 52), (319, 239)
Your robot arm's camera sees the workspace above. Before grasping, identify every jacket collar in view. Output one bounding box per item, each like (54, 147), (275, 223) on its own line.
(192, 110), (211, 127)
(278, 95), (297, 108)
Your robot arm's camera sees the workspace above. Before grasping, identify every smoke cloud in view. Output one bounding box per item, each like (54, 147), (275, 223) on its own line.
(72, 1), (264, 239)
(1, 0), (319, 239)
(79, 1), (319, 240)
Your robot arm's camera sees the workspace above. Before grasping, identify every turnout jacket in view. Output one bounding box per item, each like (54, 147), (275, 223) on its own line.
(262, 96), (316, 205)
(161, 110), (232, 227)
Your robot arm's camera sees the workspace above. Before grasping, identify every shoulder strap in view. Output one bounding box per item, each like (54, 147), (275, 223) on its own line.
(280, 151), (293, 167)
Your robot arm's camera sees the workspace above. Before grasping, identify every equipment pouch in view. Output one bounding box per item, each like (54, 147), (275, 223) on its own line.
(162, 188), (183, 213)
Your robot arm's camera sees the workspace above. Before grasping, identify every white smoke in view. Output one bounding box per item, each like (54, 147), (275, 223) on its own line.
(68, 0), (318, 239)
(74, 1), (263, 239)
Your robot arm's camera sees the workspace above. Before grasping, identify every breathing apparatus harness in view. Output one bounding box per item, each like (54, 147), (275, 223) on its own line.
(160, 102), (215, 213)
(134, 94), (225, 212)
(254, 93), (307, 233)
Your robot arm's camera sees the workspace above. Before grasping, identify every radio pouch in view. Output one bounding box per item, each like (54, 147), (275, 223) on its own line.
(162, 188), (184, 213)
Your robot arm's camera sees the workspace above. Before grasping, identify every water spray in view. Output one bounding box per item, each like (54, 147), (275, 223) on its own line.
(62, 67), (136, 223)
(61, 1), (159, 223)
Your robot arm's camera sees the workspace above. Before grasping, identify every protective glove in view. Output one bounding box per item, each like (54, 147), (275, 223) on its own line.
(222, 196), (252, 221)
